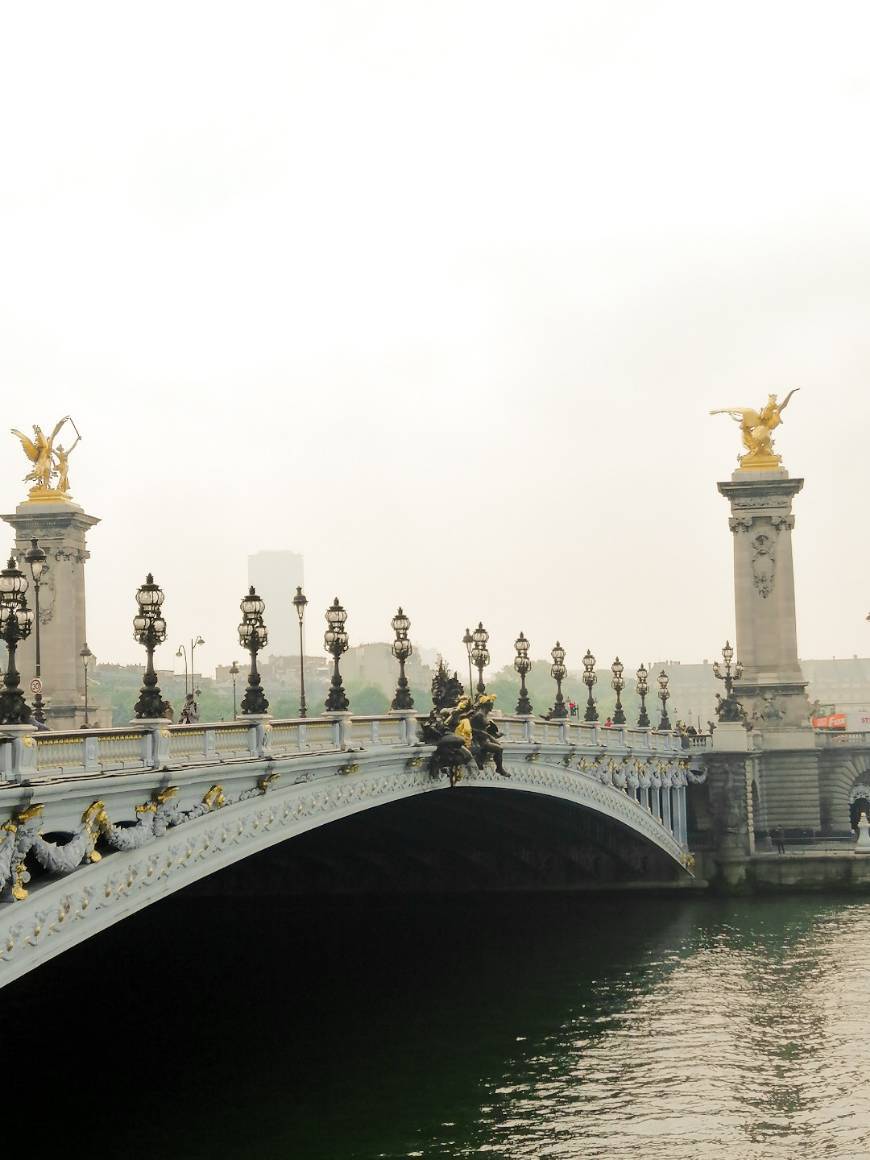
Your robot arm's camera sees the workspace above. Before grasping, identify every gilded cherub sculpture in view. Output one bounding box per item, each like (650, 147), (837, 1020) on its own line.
(10, 416), (82, 501)
(710, 389), (799, 470)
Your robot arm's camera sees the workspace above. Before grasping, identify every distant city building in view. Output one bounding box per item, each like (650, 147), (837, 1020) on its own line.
(247, 550), (304, 658)
(340, 642), (433, 698)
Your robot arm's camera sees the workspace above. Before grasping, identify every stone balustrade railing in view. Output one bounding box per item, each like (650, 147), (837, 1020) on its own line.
(815, 731), (870, 748)
(0, 713), (691, 785)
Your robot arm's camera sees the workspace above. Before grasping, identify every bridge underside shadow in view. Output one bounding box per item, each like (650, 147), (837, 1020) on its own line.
(187, 787), (685, 896)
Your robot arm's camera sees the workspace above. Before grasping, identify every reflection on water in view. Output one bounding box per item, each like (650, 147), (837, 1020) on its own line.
(10, 893), (870, 1158)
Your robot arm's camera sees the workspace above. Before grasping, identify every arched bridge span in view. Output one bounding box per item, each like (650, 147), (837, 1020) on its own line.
(0, 713), (704, 987)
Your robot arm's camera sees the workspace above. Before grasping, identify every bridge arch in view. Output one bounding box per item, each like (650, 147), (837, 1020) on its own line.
(0, 734), (696, 988)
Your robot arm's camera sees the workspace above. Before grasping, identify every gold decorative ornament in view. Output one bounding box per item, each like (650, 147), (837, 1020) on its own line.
(82, 800), (109, 861)
(10, 416), (82, 502)
(710, 390), (799, 470)
(258, 772), (280, 792)
(337, 762), (360, 776)
(202, 785), (226, 810)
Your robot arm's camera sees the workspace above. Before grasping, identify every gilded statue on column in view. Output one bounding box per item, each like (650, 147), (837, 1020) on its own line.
(710, 389), (799, 470)
(10, 416), (82, 502)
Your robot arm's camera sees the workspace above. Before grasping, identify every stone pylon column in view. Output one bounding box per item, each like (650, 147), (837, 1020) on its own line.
(717, 467), (820, 831)
(1, 499), (100, 730)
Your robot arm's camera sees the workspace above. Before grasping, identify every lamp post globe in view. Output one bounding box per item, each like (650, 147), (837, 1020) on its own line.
(657, 668), (672, 731)
(582, 648), (598, 722)
(470, 621), (490, 695)
(635, 663), (650, 728)
(514, 631), (533, 715)
(390, 606), (414, 710)
(132, 573), (167, 720)
(324, 597), (349, 712)
(23, 538), (47, 723)
(292, 585), (309, 718)
(610, 656), (626, 725)
(550, 641), (568, 719)
(0, 555), (34, 725)
(238, 586), (269, 715)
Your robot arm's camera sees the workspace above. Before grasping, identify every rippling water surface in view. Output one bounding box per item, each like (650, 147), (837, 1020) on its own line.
(12, 893), (870, 1158)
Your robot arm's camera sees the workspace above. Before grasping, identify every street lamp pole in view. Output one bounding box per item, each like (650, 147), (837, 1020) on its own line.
(80, 643), (93, 727)
(238, 587), (269, 715)
(550, 641), (568, 719)
(132, 574), (167, 720)
(292, 586), (309, 718)
(471, 621), (490, 695)
(190, 634), (205, 694)
(229, 660), (240, 718)
(175, 644), (188, 697)
(390, 607), (414, 710)
(514, 632), (533, 715)
(23, 539), (47, 723)
(462, 627), (474, 699)
(713, 640), (744, 722)
(611, 656), (626, 725)
(324, 597), (349, 712)
(657, 669), (672, 731)
(636, 663), (650, 727)
(0, 556), (34, 725)
(582, 649), (598, 722)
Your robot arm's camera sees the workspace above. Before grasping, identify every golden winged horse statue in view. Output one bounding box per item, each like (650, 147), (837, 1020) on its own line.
(10, 416), (81, 500)
(710, 389), (799, 470)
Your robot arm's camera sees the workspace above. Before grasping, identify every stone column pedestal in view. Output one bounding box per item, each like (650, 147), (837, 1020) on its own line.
(2, 499), (99, 730)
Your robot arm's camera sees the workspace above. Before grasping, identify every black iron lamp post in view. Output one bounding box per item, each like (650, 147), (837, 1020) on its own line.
(514, 632), (533, 715)
(582, 649), (598, 722)
(470, 621), (490, 695)
(611, 656), (626, 725)
(23, 539), (47, 723)
(292, 585), (308, 718)
(324, 597), (349, 712)
(713, 640), (744, 722)
(636, 663), (651, 728)
(657, 668), (672, 730)
(390, 606), (414, 710)
(229, 660), (240, 718)
(238, 586), (269, 715)
(190, 634), (205, 694)
(550, 641), (568, 719)
(462, 627), (474, 699)
(132, 573), (167, 719)
(80, 643), (93, 727)
(0, 556), (34, 725)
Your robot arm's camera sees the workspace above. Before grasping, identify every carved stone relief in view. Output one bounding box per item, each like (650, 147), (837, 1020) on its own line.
(751, 531), (776, 597)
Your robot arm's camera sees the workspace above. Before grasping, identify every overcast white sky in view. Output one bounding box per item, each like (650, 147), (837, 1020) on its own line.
(2, 1), (869, 677)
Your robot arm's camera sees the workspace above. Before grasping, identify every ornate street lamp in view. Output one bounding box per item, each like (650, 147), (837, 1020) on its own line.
(390, 606), (414, 710)
(80, 643), (93, 727)
(0, 556), (34, 725)
(190, 634), (205, 693)
(175, 644), (188, 695)
(462, 627), (474, 699)
(514, 632), (533, 715)
(657, 668), (672, 731)
(550, 641), (568, 719)
(611, 656), (626, 725)
(23, 539), (47, 723)
(324, 597), (349, 712)
(238, 586), (269, 715)
(471, 621), (490, 695)
(582, 649), (598, 722)
(292, 585), (309, 718)
(636, 663), (650, 728)
(713, 640), (744, 722)
(229, 660), (240, 718)
(132, 573), (167, 719)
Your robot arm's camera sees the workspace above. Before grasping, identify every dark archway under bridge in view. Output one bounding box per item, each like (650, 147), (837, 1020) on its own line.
(187, 787), (691, 897)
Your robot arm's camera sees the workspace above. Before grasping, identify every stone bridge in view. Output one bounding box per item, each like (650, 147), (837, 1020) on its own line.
(0, 713), (702, 988)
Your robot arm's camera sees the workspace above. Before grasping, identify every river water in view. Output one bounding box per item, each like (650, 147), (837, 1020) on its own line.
(11, 892), (870, 1158)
